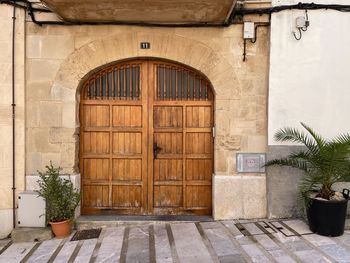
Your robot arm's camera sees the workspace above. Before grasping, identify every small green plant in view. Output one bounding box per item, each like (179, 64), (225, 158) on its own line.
(36, 163), (80, 223)
(265, 122), (350, 203)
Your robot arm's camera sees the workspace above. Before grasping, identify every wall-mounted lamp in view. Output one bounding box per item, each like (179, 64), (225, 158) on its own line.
(293, 10), (310, 40)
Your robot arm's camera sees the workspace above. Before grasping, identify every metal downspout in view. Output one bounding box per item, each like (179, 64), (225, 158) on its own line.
(11, 0), (16, 229)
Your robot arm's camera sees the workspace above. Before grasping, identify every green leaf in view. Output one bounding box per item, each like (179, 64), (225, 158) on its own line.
(267, 123), (350, 202)
(35, 162), (81, 223)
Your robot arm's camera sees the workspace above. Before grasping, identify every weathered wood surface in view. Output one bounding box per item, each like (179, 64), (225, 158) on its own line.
(80, 60), (214, 216)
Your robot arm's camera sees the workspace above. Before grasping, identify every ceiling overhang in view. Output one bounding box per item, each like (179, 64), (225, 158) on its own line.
(40, 0), (237, 24)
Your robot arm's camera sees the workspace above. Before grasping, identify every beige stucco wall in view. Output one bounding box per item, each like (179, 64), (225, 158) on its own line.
(0, 6), (25, 238)
(24, 23), (269, 220)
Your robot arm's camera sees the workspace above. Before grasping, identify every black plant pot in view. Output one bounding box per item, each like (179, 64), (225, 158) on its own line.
(306, 189), (349, 237)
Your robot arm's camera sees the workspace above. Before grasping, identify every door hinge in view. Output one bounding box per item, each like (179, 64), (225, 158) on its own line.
(212, 127), (216, 138)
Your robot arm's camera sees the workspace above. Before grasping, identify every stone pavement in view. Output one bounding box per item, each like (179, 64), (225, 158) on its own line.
(1, 219), (350, 263)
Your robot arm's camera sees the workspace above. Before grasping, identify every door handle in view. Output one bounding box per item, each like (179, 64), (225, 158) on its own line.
(153, 142), (162, 159)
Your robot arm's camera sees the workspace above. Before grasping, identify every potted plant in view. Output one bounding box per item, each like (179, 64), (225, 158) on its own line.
(265, 122), (350, 236)
(36, 163), (80, 238)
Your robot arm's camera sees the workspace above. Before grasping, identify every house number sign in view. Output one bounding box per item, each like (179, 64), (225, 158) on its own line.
(140, 42), (151, 49)
(236, 153), (266, 173)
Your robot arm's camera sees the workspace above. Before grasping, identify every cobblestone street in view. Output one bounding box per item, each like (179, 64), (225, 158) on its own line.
(1, 219), (350, 262)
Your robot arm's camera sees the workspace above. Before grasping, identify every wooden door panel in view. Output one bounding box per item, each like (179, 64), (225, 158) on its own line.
(186, 159), (212, 181)
(112, 159), (142, 181)
(154, 186), (183, 207)
(154, 159), (183, 181)
(186, 106), (212, 127)
(112, 186), (142, 207)
(82, 132), (110, 154)
(185, 186), (212, 209)
(154, 133), (183, 154)
(82, 159), (109, 181)
(185, 133), (212, 154)
(83, 185), (109, 207)
(83, 105), (110, 127)
(112, 105), (142, 127)
(112, 132), (142, 154)
(154, 106), (183, 128)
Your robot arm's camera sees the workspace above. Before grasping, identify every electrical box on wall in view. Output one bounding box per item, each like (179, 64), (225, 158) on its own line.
(18, 191), (46, 227)
(296, 16), (306, 28)
(243, 22), (255, 39)
(237, 153), (266, 173)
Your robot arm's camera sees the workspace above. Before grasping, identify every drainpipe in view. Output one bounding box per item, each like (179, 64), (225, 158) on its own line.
(11, 1), (16, 229)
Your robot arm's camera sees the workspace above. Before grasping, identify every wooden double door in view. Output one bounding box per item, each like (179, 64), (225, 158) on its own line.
(80, 59), (213, 215)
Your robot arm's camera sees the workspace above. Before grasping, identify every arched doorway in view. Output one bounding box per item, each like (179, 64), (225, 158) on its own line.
(80, 59), (214, 215)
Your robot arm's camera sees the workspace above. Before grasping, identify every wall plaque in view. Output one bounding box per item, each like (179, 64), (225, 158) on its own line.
(236, 153), (266, 173)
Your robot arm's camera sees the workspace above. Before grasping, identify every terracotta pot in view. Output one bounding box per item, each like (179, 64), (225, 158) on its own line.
(50, 219), (72, 238)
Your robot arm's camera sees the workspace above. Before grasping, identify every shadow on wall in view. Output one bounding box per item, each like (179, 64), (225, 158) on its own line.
(266, 146), (305, 218)
(267, 145), (350, 218)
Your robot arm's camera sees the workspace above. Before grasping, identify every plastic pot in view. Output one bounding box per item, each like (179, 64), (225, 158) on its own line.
(306, 189), (349, 237)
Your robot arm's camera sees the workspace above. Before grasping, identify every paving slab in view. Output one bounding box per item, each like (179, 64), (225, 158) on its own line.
(154, 224), (173, 263)
(95, 227), (124, 262)
(0, 239), (11, 254)
(74, 238), (97, 263)
(303, 234), (337, 247)
(294, 249), (333, 263)
(255, 236), (295, 263)
(0, 219), (349, 263)
(126, 225), (150, 263)
(202, 224), (241, 258)
(171, 222), (213, 263)
(318, 244), (350, 263)
(335, 231), (350, 248)
(221, 220), (244, 237)
(53, 239), (79, 263)
(26, 238), (62, 263)
(0, 241), (35, 262)
(237, 242), (271, 263)
(282, 220), (312, 235)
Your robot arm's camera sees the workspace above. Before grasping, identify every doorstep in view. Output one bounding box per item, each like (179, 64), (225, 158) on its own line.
(75, 215), (213, 230)
(11, 227), (53, 242)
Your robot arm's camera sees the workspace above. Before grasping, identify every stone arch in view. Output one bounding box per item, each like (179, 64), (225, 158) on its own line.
(51, 32), (239, 172)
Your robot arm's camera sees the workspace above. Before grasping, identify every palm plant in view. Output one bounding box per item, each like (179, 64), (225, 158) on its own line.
(265, 122), (350, 201)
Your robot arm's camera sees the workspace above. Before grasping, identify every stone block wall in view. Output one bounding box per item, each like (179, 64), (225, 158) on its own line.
(26, 24), (78, 175)
(0, 7), (271, 235)
(24, 23), (270, 220)
(25, 25), (269, 172)
(0, 6), (25, 238)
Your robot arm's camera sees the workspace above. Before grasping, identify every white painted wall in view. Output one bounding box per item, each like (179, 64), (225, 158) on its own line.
(269, 1), (350, 145)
